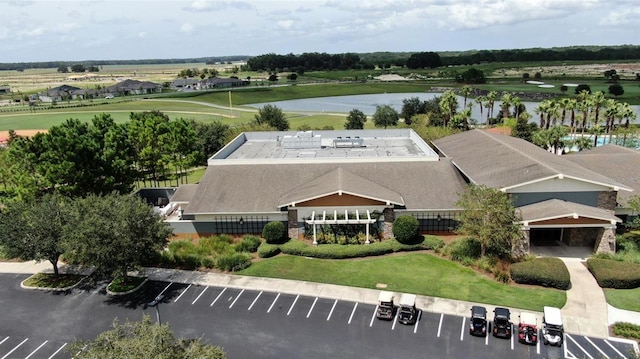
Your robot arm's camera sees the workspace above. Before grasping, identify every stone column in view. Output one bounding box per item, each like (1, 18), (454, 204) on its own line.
(513, 229), (530, 258)
(594, 227), (616, 254)
(382, 208), (395, 239)
(287, 209), (299, 239)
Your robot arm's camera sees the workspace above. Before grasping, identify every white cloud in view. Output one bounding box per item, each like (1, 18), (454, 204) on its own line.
(24, 27), (46, 37)
(180, 23), (194, 33)
(186, 0), (253, 12)
(138, 31), (146, 38)
(277, 20), (294, 30)
(600, 7), (640, 26)
(0, 27), (8, 39)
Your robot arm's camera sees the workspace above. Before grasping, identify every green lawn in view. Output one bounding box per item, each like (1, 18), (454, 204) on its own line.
(605, 287), (640, 312)
(239, 253), (566, 311)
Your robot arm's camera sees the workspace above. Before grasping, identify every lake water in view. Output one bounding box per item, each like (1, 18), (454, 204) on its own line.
(247, 93), (640, 124)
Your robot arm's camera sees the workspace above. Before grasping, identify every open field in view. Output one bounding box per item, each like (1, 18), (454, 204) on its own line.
(239, 252), (566, 311)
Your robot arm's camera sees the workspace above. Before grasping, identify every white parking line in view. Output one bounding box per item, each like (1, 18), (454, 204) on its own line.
(248, 291), (262, 311)
(585, 336), (609, 358)
(48, 343), (67, 359)
(413, 311), (421, 333)
(460, 317), (465, 341)
(327, 299), (337, 321)
(25, 340), (48, 359)
(537, 329), (541, 354)
(566, 348), (578, 359)
(267, 293), (280, 313)
(566, 334), (594, 359)
(210, 287), (227, 307)
(306, 297), (318, 318)
(437, 314), (443, 337)
(287, 295), (299, 316)
(391, 308), (400, 330)
(158, 282), (172, 297)
(348, 302), (358, 324)
(369, 306), (378, 327)
(174, 284), (191, 302)
(564, 334), (569, 358)
(0, 337), (8, 346)
(1, 337), (28, 359)
(485, 331), (489, 346)
(604, 339), (627, 359)
(191, 287), (208, 305)
(229, 289), (244, 309)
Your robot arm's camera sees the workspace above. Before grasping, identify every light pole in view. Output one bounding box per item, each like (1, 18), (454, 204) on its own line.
(147, 294), (165, 324)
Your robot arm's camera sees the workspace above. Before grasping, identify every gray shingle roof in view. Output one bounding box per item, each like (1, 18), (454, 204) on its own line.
(518, 199), (621, 223)
(170, 184), (199, 203)
(278, 167), (404, 207)
(184, 160), (467, 215)
(564, 144), (640, 205)
(432, 129), (628, 190)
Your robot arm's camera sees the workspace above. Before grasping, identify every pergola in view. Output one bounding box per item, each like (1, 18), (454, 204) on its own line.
(306, 209), (378, 245)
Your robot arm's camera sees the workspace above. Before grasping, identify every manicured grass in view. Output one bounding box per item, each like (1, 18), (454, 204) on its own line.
(22, 272), (85, 289)
(604, 287), (640, 312)
(107, 276), (146, 293)
(238, 253), (566, 311)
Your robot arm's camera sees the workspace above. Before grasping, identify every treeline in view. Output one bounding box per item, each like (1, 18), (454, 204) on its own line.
(0, 112), (232, 202)
(0, 55), (249, 72)
(246, 52), (367, 72)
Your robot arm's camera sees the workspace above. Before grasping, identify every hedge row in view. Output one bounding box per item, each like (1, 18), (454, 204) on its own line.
(587, 258), (640, 289)
(510, 257), (571, 290)
(257, 236), (443, 260)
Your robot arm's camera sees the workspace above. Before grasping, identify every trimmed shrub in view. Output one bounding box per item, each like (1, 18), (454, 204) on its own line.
(235, 235), (262, 253)
(277, 237), (439, 259)
(493, 270), (510, 284)
(263, 221), (287, 244)
(510, 257), (570, 290)
(392, 215), (420, 244)
(198, 235), (233, 255)
(257, 243), (281, 258)
(446, 237), (481, 262)
(587, 258), (640, 289)
(215, 252), (252, 272)
(612, 322), (640, 343)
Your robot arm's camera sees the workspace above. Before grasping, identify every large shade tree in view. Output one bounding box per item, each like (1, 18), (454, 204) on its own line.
(0, 194), (69, 275)
(253, 104), (289, 131)
(65, 193), (173, 281)
(372, 105), (399, 129)
(344, 108), (367, 129)
(69, 315), (226, 359)
(455, 185), (523, 259)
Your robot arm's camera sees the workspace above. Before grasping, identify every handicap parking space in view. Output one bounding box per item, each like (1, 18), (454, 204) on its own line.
(565, 333), (632, 359)
(0, 336), (70, 359)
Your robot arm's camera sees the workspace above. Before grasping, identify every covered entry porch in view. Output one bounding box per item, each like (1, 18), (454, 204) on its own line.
(518, 199), (621, 255)
(306, 209), (379, 245)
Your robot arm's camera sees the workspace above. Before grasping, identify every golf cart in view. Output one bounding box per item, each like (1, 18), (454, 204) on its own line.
(518, 312), (538, 345)
(542, 306), (564, 346)
(376, 291), (395, 320)
(492, 307), (512, 339)
(469, 306), (487, 336)
(397, 293), (417, 325)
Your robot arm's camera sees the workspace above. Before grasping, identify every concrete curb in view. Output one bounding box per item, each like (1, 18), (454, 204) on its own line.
(20, 273), (87, 292)
(106, 277), (149, 296)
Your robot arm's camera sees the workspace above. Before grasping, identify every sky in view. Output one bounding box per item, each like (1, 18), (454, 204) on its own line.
(1, 0), (639, 63)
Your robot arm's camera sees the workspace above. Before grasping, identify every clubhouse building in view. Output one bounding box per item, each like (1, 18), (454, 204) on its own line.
(159, 129), (636, 254)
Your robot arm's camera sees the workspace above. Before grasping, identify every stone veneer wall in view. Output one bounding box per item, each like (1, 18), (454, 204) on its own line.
(594, 227), (616, 254)
(288, 209), (299, 239)
(382, 208), (395, 239)
(515, 229), (530, 257)
(597, 191), (617, 211)
(563, 228), (599, 246)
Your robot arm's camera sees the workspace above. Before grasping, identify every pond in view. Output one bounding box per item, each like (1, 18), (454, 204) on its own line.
(247, 93), (640, 125)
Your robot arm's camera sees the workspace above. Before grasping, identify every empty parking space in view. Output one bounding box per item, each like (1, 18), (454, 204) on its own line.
(0, 337), (70, 359)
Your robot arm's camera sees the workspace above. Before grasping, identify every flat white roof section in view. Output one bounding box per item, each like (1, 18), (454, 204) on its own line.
(209, 129), (439, 165)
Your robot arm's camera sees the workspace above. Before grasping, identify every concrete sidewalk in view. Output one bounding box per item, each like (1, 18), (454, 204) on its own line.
(1, 259), (638, 339)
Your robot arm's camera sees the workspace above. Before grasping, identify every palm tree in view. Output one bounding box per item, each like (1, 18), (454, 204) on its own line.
(500, 93), (512, 120)
(460, 85), (473, 109)
(512, 96), (522, 120)
(486, 91), (498, 122)
(475, 95), (486, 125)
(576, 90), (591, 135)
(603, 99), (618, 142)
(590, 91), (607, 131)
(534, 100), (550, 129)
(438, 90), (458, 128)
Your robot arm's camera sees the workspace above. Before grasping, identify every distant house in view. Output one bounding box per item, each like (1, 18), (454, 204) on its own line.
(38, 84), (100, 102)
(106, 79), (162, 96)
(201, 77), (247, 89)
(171, 78), (201, 91)
(0, 86), (10, 94)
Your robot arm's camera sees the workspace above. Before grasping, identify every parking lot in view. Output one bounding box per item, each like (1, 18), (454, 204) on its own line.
(0, 273), (637, 359)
